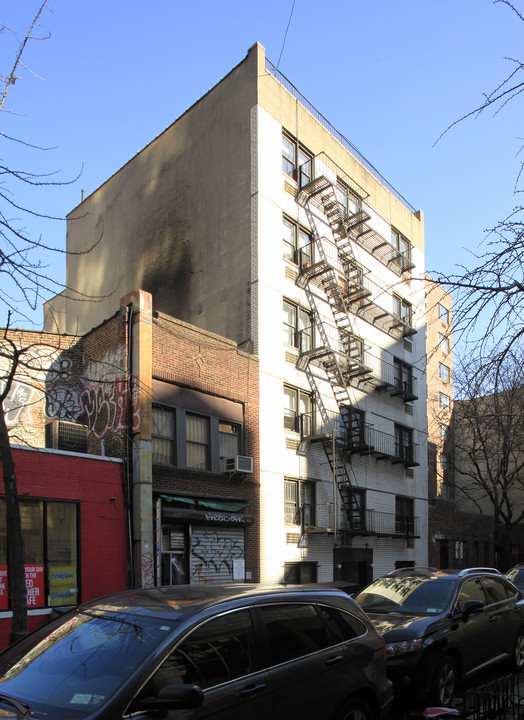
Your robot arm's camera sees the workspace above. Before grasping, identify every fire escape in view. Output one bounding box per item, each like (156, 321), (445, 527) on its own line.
(294, 154), (417, 544)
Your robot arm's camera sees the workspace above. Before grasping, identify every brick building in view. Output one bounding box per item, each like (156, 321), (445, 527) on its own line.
(1, 290), (260, 619)
(425, 276), (493, 568)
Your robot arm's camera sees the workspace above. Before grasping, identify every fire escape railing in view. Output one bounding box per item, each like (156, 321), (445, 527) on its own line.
(299, 409), (419, 468)
(298, 152), (415, 276)
(297, 322), (418, 401)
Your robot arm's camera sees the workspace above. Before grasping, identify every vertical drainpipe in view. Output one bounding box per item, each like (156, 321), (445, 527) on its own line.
(120, 290), (154, 588)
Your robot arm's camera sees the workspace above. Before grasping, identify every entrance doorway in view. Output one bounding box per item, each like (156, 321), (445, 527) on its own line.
(333, 547), (372, 594)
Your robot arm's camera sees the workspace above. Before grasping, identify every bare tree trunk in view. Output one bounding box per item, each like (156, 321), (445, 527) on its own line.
(0, 407), (27, 644)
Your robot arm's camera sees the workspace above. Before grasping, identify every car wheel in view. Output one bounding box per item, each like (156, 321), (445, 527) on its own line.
(431, 654), (458, 707)
(513, 631), (524, 671)
(336, 697), (373, 720)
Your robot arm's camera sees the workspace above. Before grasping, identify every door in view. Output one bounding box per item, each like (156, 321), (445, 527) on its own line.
(129, 608), (272, 720)
(258, 602), (359, 719)
(452, 578), (493, 672)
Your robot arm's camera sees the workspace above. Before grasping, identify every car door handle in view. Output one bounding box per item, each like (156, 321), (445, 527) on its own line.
(488, 615), (496, 623)
(325, 654), (344, 666)
(239, 683), (266, 697)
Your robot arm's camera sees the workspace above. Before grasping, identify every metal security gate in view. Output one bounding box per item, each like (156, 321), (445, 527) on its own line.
(190, 527), (245, 584)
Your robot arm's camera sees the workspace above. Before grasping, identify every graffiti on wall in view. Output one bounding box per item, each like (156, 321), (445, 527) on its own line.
(44, 348), (140, 438)
(191, 531), (245, 583)
(1, 380), (35, 427)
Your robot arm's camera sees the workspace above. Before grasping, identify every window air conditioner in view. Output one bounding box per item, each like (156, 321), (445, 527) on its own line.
(222, 455), (253, 474)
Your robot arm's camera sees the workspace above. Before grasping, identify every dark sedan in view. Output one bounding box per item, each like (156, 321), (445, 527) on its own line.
(0, 583), (392, 720)
(355, 567), (524, 706)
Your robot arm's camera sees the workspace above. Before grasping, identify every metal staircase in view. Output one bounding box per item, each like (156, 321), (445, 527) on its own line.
(294, 163), (418, 541)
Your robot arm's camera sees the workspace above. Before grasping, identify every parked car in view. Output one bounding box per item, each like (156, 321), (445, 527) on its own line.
(354, 567), (524, 706)
(507, 563), (524, 591)
(0, 583), (392, 720)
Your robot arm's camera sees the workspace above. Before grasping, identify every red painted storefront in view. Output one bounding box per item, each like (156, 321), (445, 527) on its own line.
(0, 446), (128, 650)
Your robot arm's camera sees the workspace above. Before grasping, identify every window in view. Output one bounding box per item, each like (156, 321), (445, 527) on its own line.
(186, 413), (210, 469)
(440, 453), (449, 471)
(341, 406), (365, 446)
(148, 610), (256, 690)
(391, 228), (411, 260)
(283, 299), (313, 352)
(393, 294), (412, 325)
(438, 303), (450, 324)
(284, 385), (312, 435)
(395, 424), (414, 463)
(284, 479), (315, 527)
(152, 407), (175, 465)
(219, 421), (239, 458)
(0, 499), (78, 609)
(439, 363), (450, 382)
(337, 178), (361, 217)
(347, 488), (366, 530)
(439, 423), (448, 441)
(282, 563), (318, 585)
(282, 132), (312, 186)
(395, 496), (414, 535)
(394, 358), (414, 396)
(261, 603), (329, 664)
(440, 392), (451, 410)
(282, 215), (312, 265)
(438, 333), (450, 353)
(152, 403), (244, 472)
(317, 606), (367, 642)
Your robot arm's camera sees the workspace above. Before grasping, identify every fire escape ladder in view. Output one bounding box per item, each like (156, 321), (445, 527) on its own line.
(296, 179), (362, 507)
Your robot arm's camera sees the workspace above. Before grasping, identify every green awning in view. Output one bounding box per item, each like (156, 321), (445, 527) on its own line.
(160, 494), (250, 512)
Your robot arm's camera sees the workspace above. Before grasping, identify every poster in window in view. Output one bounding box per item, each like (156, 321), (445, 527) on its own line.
(0, 566), (7, 609)
(25, 564), (45, 607)
(49, 564), (78, 606)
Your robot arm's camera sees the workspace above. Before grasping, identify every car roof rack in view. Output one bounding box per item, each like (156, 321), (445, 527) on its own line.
(389, 567), (438, 577)
(457, 567), (501, 577)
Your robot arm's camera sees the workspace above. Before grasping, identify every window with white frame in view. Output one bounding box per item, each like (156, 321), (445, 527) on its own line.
(283, 299), (312, 352)
(282, 131), (312, 186)
(218, 421), (240, 459)
(282, 215), (312, 265)
(438, 333), (450, 353)
(284, 479), (315, 526)
(284, 385), (312, 435)
(440, 392), (451, 410)
(438, 303), (450, 324)
(393, 294), (412, 325)
(391, 228), (411, 261)
(439, 363), (451, 382)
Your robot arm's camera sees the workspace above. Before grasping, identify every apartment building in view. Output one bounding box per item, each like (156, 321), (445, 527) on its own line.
(425, 277), (492, 568)
(45, 42), (429, 585)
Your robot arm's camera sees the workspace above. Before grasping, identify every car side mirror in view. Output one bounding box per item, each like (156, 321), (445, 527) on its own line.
(137, 683), (204, 712)
(461, 599), (484, 618)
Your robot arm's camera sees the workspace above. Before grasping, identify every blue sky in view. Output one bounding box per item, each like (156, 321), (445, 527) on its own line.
(2, 0), (523, 330)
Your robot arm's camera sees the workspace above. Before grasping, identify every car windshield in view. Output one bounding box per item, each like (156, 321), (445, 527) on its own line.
(355, 576), (456, 615)
(0, 605), (176, 719)
(507, 569), (524, 588)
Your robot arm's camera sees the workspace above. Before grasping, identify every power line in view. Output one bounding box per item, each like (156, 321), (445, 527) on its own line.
(277, 0), (296, 69)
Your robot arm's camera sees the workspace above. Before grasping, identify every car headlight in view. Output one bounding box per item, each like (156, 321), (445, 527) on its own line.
(385, 638), (423, 658)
